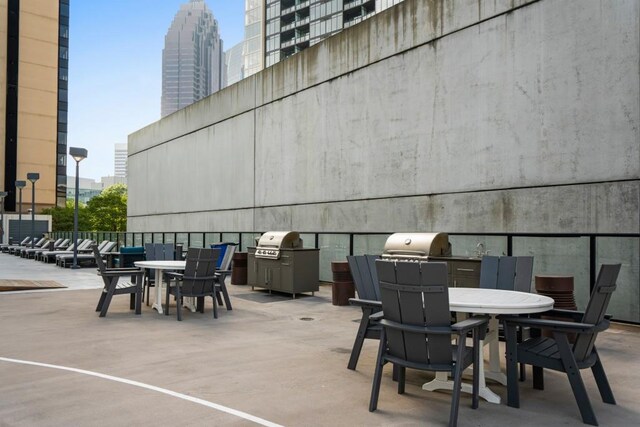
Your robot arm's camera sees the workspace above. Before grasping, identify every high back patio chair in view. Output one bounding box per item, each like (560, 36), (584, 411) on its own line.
(213, 243), (237, 311)
(500, 264), (621, 426)
(143, 243), (175, 305)
(93, 245), (144, 317)
(369, 260), (488, 427)
(164, 247), (220, 321)
(346, 254), (381, 370)
(479, 255), (534, 379)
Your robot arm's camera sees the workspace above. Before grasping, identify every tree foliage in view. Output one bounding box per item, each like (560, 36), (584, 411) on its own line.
(86, 184), (128, 232)
(43, 184), (127, 232)
(42, 200), (91, 232)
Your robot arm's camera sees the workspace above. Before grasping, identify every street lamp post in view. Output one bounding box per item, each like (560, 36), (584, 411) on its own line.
(69, 147), (88, 269)
(15, 181), (26, 244)
(27, 173), (39, 248)
(0, 191), (7, 244)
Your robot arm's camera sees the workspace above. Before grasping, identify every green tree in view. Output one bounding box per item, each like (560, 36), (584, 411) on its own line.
(86, 184), (127, 231)
(42, 200), (91, 232)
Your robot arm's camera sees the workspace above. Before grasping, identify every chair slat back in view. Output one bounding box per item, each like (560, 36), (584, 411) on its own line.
(160, 243), (174, 261)
(181, 248), (219, 295)
(376, 260), (452, 365)
(480, 256), (534, 293)
(92, 245), (107, 273)
(347, 255), (381, 301)
(573, 264), (620, 360)
(101, 241), (117, 254)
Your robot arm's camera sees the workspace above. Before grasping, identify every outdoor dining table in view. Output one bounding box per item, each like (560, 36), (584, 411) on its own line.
(421, 287), (554, 404)
(134, 260), (189, 314)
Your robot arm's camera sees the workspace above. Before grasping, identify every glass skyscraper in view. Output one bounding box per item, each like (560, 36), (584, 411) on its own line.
(262, 0), (405, 68)
(161, 0), (225, 117)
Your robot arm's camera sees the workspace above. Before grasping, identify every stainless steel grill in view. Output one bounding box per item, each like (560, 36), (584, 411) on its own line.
(381, 232), (451, 261)
(248, 231), (318, 297)
(254, 231), (303, 259)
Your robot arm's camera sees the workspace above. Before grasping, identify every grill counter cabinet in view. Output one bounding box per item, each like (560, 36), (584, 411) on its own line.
(248, 247), (320, 297)
(431, 256), (482, 288)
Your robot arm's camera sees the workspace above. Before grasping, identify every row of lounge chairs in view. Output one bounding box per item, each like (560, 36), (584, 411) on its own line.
(0, 237), (118, 268)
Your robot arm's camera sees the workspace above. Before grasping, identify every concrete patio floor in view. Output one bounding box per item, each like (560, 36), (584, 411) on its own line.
(0, 253), (639, 426)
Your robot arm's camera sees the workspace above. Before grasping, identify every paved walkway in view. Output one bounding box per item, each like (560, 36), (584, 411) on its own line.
(0, 252), (639, 426)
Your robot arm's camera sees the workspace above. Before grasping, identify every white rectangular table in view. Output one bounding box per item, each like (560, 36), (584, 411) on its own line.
(421, 287), (554, 404)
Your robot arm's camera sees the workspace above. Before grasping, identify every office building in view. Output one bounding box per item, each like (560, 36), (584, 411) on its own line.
(243, 0), (264, 78)
(161, 0), (225, 117)
(255, 0), (405, 70)
(0, 0), (69, 212)
(225, 41), (244, 86)
(114, 143), (127, 178)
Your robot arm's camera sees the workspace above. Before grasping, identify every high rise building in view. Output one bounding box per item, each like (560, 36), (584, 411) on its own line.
(114, 143), (127, 178)
(242, 0), (404, 73)
(243, 0), (264, 78)
(161, 0), (225, 117)
(225, 41), (245, 86)
(0, 0), (69, 212)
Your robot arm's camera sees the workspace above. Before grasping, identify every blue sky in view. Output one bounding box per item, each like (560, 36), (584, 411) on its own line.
(68, 0), (245, 179)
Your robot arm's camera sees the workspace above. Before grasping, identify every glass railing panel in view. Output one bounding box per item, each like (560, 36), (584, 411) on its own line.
(164, 233), (175, 244)
(596, 236), (639, 323)
(241, 233), (262, 251)
(318, 234), (350, 282)
(189, 233), (204, 248)
(352, 234), (389, 256)
(299, 233), (316, 249)
(153, 233), (164, 244)
(222, 233), (240, 245)
(176, 233), (189, 249)
(204, 233), (220, 247)
(513, 236), (590, 310)
(134, 234), (143, 246)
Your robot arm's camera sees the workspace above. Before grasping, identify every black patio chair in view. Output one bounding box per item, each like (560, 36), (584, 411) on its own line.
(500, 263), (621, 426)
(369, 260), (488, 427)
(93, 245), (144, 317)
(164, 247), (220, 321)
(143, 243), (175, 305)
(479, 255), (533, 380)
(346, 254), (381, 370)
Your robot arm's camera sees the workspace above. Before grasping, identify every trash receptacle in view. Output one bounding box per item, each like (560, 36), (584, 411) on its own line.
(231, 252), (248, 285)
(331, 261), (354, 306)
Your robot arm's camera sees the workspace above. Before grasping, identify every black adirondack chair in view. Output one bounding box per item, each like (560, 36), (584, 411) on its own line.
(500, 263), (621, 426)
(346, 254), (381, 370)
(143, 243), (175, 305)
(479, 255), (534, 380)
(164, 248), (220, 321)
(93, 245), (144, 317)
(370, 260), (488, 427)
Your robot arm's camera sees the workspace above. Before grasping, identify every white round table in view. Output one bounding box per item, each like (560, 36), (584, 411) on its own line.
(422, 288), (554, 404)
(134, 260), (186, 314)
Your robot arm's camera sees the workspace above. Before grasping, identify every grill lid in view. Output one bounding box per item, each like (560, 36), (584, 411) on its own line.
(382, 232), (451, 259)
(257, 231), (302, 249)
(255, 231), (303, 259)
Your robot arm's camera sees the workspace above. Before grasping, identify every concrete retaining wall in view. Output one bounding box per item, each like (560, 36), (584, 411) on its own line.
(128, 0), (639, 234)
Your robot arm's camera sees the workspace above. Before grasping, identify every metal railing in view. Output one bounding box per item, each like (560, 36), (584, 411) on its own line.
(51, 230), (639, 324)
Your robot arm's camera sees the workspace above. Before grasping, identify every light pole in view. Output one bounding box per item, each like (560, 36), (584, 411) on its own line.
(0, 191), (7, 244)
(69, 147), (88, 269)
(27, 173), (39, 248)
(15, 181), (26, 244)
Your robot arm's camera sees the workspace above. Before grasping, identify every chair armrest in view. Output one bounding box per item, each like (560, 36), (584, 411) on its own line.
(164, 272), (184, 280)
(177, 275), (218, 281)
(100, 269), (143, 278)
(349, 298), (382, 309)
(215, 270), (232, 275)
(500, 315), (609, 334)
(369, 311), (384, 322)
(451, 316), (490, 338)
(379, 319), (453, 335)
